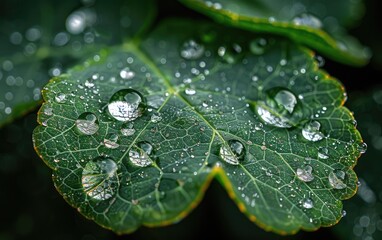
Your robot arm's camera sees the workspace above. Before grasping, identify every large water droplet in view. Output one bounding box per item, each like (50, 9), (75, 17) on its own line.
(302, 198), (314, 209)
(75, 112), (99, 135)
(107, 89), (146, 122)
(180, 39), (205, 60)
(103, 133), (119, 149)
(296, 165), (314, 182)
(128, 141), (154, 167)
(318, 147), (329, 159)
(82, 157), (118, 200)
(292, 13), (322, 29)
(250, 38), (267, 55)
(302, 121), (324, 142)
(219, 140), (245, 165)
(255, 88), (300, 128)
(185, 88), (196, 95)
(119, 67), (135, 80)
(329, 169), (347, 189)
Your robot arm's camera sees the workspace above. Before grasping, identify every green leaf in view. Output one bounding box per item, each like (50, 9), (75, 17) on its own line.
(33, 19), (364, 234)
(333, 89), (382, 240)
(0, 0), (155, 128)
(179, 0), (371, 66)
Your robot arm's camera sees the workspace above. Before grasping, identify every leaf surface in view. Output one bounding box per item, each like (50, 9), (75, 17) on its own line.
(0, 0), (155, 127)
(33, 20), (364, 234)
(180, 0), (371, 66)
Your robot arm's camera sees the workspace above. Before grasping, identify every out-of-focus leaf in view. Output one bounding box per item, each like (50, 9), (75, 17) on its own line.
(180, 0), (371, 66)
(0, 0), (155, 128)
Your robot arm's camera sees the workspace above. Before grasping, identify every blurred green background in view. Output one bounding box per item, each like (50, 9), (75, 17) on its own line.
(1, 0), (381, 239)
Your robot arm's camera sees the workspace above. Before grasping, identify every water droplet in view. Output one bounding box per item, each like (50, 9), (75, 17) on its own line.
(128, 141), (154, 167)
(119, 67), (135, 80)
(296, 165), (314, 182)
(250, 38), (267, 55)
(150, 112), (162, 123)
(219, 140), (245, 165)
(302, 198), (314, 209)
(342, 210), (347, 217)
(318, 147), (329, 159)
(302, 121), (324, 142)
(82, 157), (118, 200)
(107, 89), (146, 122)
(66, 11), (86, 34)
(217, 44), (242, 64)
(329, 169), (347, 189)
(185, 88), (196, 95)
(180, 39), (205, 60)
(44, 107), (53, 116)
(315, 55), (325, 67)
(75, 112), (99, 135)
(358, 142), (367, 154)
(103, 133), (119, 149)
(55, 93), (67, 103)
(255, 88), (300, 128)
(292, 13), (322, 28)
(120, 123), (135, 136)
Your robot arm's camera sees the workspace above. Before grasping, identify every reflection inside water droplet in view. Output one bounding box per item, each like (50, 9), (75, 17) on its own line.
(82, 157), (119, 200)
(107, 89), (146, 122)
(128, 141), (154, 167)
(219, 140), (245, 165)
(75, 112), (99, 135)
(318, 147), (329, 159)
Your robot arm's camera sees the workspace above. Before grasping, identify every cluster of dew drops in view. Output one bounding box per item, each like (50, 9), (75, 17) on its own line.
(41, 9), (366, 218)
(179, 35), (367, 216)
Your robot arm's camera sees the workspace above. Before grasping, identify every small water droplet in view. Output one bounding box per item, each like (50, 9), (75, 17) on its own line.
(119, 67), (135, 80)
(329, 169), (347, 189)
(120, 123), (135, 136)
(55, 93), (67, 103)
(318, 147), (329, 159)
(358, 142), (367, 154)
(302, 198), (314, 209)
(75, 112), (99, 135)
(302, 121), (324, 142)
(44, 107), (53, 116)
(342, 210), (347, 217)
(84, 79), (95, 88)
(219, 140), (245, 165)
(296, 165), (314, 182)
(103, 133), (119, 149)
(82, 157), (119, 200)
(107, 89), (146, 122)
(292, 13), (322, 28)
(128, 141), (154, 167)
(185, 88), (196, 95)
(180, 39), (205, 60)
(314, 55), (325, 67)
(217, 44), (242, 64)
(150, 112), (162, 123)
(250, 38), (267, 55)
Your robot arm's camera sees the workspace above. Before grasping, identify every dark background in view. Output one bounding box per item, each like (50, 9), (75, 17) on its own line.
(0, 0), (381, 239)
